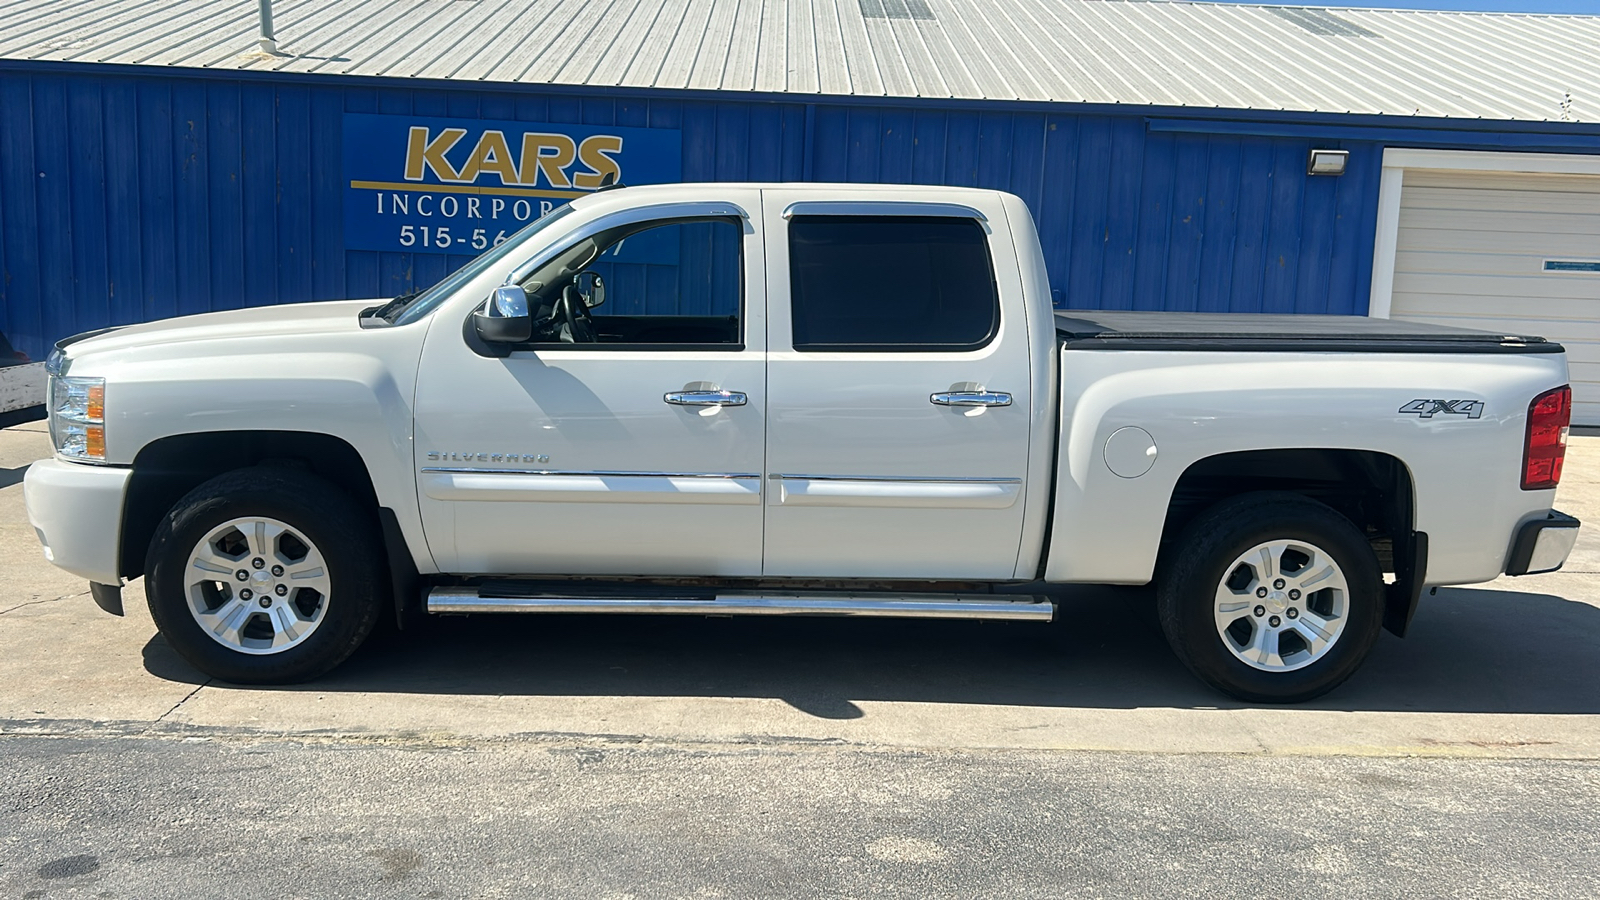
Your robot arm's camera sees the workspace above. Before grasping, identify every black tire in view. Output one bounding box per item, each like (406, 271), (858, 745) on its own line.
(144, 467), (386, 684)
(1155, 492), (1384, 703)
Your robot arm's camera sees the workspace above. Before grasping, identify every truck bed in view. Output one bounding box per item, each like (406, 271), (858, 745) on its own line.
(1055, 311), (1563, 354)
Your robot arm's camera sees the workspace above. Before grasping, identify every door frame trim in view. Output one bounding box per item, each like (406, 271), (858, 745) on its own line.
(1368, 148), (1600, 320)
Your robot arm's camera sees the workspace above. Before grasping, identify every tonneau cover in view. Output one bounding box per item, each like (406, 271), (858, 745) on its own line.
(1055, 311), (1563, 354)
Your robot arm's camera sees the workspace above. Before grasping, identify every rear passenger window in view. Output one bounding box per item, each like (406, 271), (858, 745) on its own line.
(788, 216), (999, 352)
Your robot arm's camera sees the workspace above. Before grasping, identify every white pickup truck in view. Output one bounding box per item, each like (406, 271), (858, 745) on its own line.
(24, 183), (1581, 702)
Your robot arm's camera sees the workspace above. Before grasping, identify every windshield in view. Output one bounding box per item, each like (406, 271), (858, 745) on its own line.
(383, 204), (578, 326)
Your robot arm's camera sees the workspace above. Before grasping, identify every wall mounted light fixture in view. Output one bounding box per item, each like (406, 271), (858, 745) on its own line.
(1308, 149), (1349, 175)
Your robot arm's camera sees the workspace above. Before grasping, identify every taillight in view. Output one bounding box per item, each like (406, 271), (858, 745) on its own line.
(1522, 385), (1571, 490)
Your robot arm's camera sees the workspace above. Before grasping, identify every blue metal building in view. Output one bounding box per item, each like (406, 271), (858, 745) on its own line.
(2, 0), (1599, 364)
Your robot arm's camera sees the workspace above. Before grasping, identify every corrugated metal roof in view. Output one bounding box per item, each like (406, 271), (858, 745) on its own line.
(2, 0), (1597, 122)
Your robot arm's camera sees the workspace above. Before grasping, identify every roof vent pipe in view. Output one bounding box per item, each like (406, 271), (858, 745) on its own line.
(257, 0), (277, 54)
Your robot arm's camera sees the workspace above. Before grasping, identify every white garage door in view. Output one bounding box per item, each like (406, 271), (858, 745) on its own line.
(1389, 168), (1600, 424)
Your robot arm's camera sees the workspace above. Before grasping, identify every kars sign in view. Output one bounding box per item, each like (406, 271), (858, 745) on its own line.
(342, 113), (683, 254)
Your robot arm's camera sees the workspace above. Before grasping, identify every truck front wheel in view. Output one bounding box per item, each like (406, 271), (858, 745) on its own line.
(144, 467), (385, 684)
(1156, 492), (1384, 703)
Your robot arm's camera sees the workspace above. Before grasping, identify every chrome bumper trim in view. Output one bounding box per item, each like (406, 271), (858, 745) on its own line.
(1506, 510), (1581, 576)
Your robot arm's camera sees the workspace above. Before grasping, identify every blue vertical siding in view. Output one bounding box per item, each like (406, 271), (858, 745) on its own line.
(0, 74), (43, 352)
(4, 64), (1590, 359)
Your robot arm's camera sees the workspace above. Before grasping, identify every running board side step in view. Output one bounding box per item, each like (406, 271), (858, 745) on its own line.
(426, 587), (1054, 621)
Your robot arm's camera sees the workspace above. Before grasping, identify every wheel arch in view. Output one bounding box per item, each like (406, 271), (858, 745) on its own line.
(120, 430), (380, 580)
(1159, 447), (1426, 637)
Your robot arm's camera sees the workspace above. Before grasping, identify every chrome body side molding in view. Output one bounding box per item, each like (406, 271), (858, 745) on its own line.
(767, 474), (1023, 509)
(420, 468), (762, 504)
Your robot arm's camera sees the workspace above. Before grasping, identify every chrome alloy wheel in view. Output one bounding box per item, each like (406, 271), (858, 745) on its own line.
(1214, 539), (1349, 672)
(184, 516), (332, 655)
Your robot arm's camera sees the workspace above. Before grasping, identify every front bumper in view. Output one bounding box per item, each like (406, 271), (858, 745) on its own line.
(23, 456), (131, 584)
(1505, 510), (1581, 576)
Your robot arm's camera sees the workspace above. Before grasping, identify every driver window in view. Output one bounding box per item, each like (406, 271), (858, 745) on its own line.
(517, 216), (743, 349)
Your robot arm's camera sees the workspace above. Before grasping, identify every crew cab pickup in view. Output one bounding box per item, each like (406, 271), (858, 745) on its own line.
(24, 183), (1581, 701)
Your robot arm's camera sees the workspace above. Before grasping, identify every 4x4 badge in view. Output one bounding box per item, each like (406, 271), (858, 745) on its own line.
(1399, 399), (1484, 420)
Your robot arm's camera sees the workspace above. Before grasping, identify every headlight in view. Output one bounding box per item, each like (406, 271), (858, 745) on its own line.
(49, 375), (107, 462)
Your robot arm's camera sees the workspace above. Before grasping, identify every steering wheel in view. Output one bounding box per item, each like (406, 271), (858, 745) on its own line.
(559, 283), (599, 343)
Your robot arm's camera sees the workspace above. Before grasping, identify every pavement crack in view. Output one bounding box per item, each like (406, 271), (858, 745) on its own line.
(0, 590), (89, 617)
(153, 680), (213, 725)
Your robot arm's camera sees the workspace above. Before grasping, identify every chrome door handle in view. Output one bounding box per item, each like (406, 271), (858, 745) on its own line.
(665, 390), (748, 407)
(931, 391), (1013, 408)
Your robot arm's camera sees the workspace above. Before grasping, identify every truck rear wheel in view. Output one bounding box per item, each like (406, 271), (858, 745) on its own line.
(144, 467), (385, 684)
(1156, 492), (1384, 703)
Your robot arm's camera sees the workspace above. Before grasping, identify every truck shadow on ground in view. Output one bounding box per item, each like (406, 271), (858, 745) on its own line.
(143, 585), (1600, 717)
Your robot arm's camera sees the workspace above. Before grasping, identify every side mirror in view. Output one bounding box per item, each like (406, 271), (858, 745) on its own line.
(576, 271), (605, 309)
(473, 285), (533, 343)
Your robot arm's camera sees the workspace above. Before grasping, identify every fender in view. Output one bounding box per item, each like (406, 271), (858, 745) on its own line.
(58, 304), (438, 575)
(1043, 349), (1567, 587)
